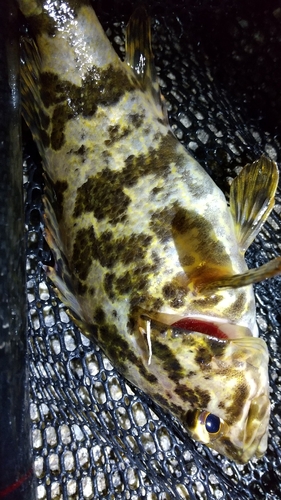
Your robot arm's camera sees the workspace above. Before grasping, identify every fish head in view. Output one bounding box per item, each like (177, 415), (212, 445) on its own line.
(173, 332), (271, 463)
(180, 335), (270, 463)
(138, 314), (270, 463)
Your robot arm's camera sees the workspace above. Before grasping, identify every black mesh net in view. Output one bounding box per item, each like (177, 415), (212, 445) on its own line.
(23, 1), (281, 498)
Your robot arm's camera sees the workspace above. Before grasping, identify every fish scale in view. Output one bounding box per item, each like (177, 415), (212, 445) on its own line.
(18, 0), (280, 463)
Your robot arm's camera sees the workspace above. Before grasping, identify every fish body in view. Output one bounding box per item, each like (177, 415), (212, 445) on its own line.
(19, 0), (280, 463)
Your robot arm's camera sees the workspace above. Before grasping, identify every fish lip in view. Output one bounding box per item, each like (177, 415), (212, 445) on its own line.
(243, 393), (270, 461)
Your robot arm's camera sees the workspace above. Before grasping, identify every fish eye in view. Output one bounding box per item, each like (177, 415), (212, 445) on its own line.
(205, 413), (221, 434)
(199, 411), (221, 435)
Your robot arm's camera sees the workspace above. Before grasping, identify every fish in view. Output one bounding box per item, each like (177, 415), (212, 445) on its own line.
(18, 0), (281, 463)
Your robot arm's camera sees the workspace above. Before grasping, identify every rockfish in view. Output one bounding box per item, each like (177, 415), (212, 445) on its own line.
(18, 0), (281, 463)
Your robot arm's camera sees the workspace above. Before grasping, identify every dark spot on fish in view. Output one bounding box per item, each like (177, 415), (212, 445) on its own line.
(153, 132), (162, 142)
(73, 169), (130, 223)
(71, 227), (98, 281)
(129, 112), (145, 128)
(104, 272), (115, 300)
(149, 206), (175, 243)
(122, 132), (181, 186)
(162, 281), (188, 309)
(98, 323), (128, 373)
(150, 186), (164, 196)
(74, 145), (87, 157)
(153, 392), (185, 416)
(192, 294), (223, 308)
(205, 337), (227, 358)
(151, 297), (164, 310)
(97, 232), (152, 269)
(138, 364), (158, 384)
(44, 175), (68, 222)
(181, 255), (196, 267)
(225, 382), (249, 421)
(76, 281), (88, 296)
(95, 307), (105, 324)
(51, 103), (74, 150)
(195, 345), (212, 367)
(224, 292), (247, 321)
(185, 409), (198, 430)
(115, 262), (156, 297)
(40, 64), (136, 151)
(102, 149), (111, 161)
(191, 336), (226, 369)
(153, 340), (184, 383)
(104, 124), (131, 146)
(175, 384), (211, 407)
(220, 436), (243, 462)
(172, 207), (231, 272)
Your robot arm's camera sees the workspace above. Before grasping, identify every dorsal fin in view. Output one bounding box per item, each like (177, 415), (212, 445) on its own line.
(125, 5), (168, 124)
(230, 156), (279, 253)
(20, 36), (49, 159)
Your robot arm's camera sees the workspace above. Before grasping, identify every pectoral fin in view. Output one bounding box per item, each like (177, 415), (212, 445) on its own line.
(199, 257), (281, 292)
(230, 156), (279, 252)
(125, 5), (168, 124)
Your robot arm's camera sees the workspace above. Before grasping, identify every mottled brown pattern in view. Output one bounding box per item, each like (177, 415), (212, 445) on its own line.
(51, 103), (74, 150)
(73, 170), (131, 223)
(175, 384), (211, 407)
(153, 340), (185, 383)
(73, 133), (185, 223)
(97, 232), (152, 268)
(76, 281), (89, 296)
(98, 322), (158, 384)
(104, 124), (131, 146)
(149, 206), (175, 243)
(71, 227), (98, 281)
(225, 383), (249, 420)
(103, 272), (115, 300)
(73, 145), (87, 158)
(40, 66), (136, 150)
(172, 207), (228, 265)
(162, 281), (188, 309)
(129, 112), (145, 128)
(184, 409), (198, 430)
(224, 292), (247, 320)
(94, 307), (105, 324)
(26, 0), (91, 36)
(194, 346), (213, 368)
(115, 265), (155, 296)
(153, 393), (185, 417)
(122, 131), (182, 185)
(192, 294), (223, 308)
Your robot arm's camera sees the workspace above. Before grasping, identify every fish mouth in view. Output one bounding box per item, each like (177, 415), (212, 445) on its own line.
(242, 393), (270, 462)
